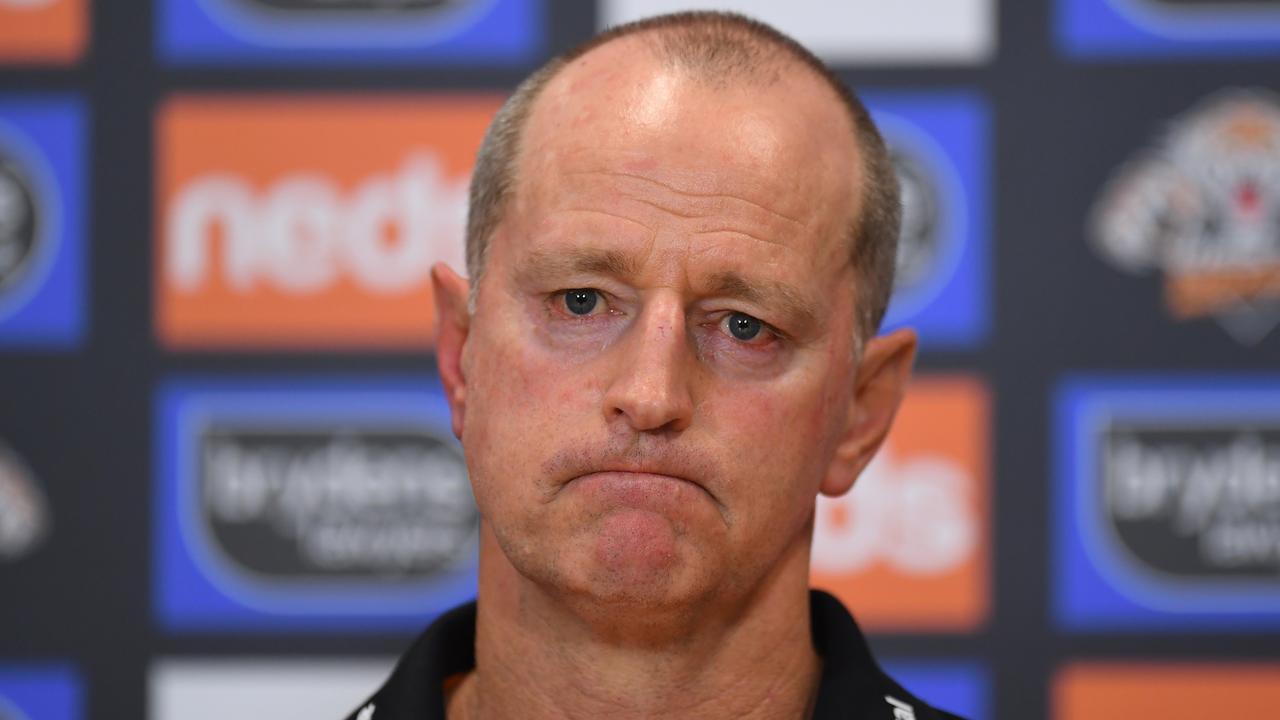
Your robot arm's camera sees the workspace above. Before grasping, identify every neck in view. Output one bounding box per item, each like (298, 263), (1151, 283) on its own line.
(449, 527), (821, 720)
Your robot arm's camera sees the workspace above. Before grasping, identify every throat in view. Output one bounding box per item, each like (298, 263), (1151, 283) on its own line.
(462, 592), (822, 720)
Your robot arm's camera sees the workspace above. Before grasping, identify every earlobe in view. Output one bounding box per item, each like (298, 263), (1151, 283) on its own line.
(819, 328), (918, 497)
(432, 262), (472, 439)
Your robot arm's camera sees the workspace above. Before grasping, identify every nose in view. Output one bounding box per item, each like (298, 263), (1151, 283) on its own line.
(603, 295), (695, 434)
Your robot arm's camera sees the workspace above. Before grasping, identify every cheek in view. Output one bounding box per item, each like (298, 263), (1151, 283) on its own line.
(463, 321), (603, 485)
(709, 378), (833, 500)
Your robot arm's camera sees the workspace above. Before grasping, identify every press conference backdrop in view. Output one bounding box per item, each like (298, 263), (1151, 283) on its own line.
(0, 0), (1278, 718)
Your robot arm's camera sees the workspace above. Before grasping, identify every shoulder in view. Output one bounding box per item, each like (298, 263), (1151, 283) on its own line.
(809, 590), (970, 720)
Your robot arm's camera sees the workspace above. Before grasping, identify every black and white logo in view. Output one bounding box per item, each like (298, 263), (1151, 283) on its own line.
(200, 424), (476, 580)
(1103, 423), (1280, 578)
(892, 150), (941, 293)
(0, 442), (50, 562)
(0, 151), (39, 295)
(1091, 89), (1280, 345)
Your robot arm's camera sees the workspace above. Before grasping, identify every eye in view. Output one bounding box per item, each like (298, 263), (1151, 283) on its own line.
(562, 288), (600, 316)
(725, 312), (763, 341)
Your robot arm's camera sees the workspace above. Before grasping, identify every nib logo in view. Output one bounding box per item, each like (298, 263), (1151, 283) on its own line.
(155, 95), (500, 349)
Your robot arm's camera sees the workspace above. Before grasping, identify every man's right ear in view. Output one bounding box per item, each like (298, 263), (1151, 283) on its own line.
(432, 262), (471, 439)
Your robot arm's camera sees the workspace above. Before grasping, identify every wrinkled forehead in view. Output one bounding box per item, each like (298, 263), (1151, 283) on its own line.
(513, 36), (862, 243)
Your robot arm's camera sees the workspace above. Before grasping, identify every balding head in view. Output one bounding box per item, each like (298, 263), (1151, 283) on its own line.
(465, 11), (900, 342)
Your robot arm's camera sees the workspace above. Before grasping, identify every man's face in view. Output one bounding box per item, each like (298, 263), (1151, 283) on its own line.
(456, 44), (867, 611)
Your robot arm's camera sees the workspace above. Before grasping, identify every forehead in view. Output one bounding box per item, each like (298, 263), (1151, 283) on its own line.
(513, 36), (862, 255)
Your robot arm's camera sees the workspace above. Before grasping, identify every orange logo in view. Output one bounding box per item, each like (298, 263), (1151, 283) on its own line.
(1054, 663), (1280, 719)
(155, 95), (501, 349)
(810, 375), (989, 632)
(0, 0), (87, 64)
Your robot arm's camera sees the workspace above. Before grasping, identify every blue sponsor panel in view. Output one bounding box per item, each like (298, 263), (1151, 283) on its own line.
(1059, 0), (1280, 58)
(0, 97), (86, 348)
(154, 376), (480, 632)
(865, 92), (989, 350)
(0, 666), (82, 720)
(157, 0), (543, 66)
(883, 661), (989, 720)
(1055, 377), (1280, 630)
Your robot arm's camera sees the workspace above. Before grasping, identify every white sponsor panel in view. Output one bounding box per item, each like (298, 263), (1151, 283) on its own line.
(149, 658), (394, 720)
(598, 0), (995, 65)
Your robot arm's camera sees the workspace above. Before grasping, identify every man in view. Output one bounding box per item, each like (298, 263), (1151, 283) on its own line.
(347, 11), (964, 720)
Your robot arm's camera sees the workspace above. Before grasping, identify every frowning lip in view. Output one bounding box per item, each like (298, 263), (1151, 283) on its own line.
(566, 469), (720, 510)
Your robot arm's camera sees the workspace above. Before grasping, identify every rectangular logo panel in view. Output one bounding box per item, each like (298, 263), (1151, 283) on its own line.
(883, 661), (989, 720)
(0, 96), (86, 347)
(1059, 0), (1280, 57)
(600, 1), (994, 65)
(0, 666), (82, 720)
(867, 92), (990, 349)
(149, 658), (393, 720)
(1055, 377), (1280, 630)
(157, 0), (542, 65)
(1054, 663), (1280, 718)
(155, 96), (499, 350)
(0, 0), (87, 64)
(810, 376), (990, 632)
(154, 376), (478, 632)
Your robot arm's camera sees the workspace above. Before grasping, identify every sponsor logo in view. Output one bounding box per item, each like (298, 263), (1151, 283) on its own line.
(0, 442), (50, 561)
(1104, 425), (1280, 577)
(0, 98), (85, 347)
(0, 151), (38, 293)
(1091, 90), (1280, 345)
(1054, 663), (1280, 718)
(868, 93), (989, 348)
(892, 150), (941, 293)
(0, 666), (81, 720)
(157, 0), (541, 65)
(811, 376), (989, 632)
(1055, 378), (1280, 629)
(1059, 0), (1280, 56)
(602, 0), (994, 64)
(201, 425), (474, 579)
(148, 658), (393, 720)
(156, 96), (499, 349)
(155, 377), (479, 631)
(0, 0), (86, 64)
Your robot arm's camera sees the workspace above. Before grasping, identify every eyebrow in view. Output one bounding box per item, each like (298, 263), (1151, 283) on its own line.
(515, 247), (644, 285)
(704, 271), (818, 332)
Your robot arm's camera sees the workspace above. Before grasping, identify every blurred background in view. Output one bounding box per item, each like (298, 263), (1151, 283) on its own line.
(1, 0), (1279, 718)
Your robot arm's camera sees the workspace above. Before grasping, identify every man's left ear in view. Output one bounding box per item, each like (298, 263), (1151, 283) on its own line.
(820, 327), (918, 497)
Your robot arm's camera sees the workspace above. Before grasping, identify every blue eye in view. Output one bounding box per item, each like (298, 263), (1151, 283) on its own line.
(563, 289), (599, 315)
(727, 312), (762, 341)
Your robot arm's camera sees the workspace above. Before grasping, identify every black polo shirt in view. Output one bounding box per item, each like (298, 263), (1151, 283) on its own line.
(344, 590), (968, 720)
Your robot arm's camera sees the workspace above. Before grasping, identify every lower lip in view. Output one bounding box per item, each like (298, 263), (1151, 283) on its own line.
(568, 471), (705, 511)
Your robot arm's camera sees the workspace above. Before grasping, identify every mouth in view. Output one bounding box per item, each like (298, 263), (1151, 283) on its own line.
(566, 470), (722, 514)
